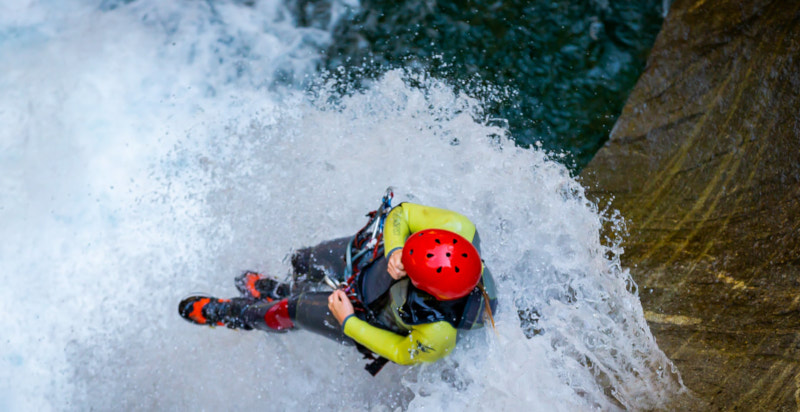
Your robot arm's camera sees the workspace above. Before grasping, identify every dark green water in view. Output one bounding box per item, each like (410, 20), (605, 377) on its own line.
(294, 0), (665, 170)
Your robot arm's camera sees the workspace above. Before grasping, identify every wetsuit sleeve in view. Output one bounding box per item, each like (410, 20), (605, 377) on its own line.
(384, 203), (477, 257)
(343, 317), (457, 365)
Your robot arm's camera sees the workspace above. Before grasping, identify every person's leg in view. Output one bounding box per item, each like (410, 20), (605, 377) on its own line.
(180, 237), (352, 333)
(238, 291), (350, 343)
(290, 237), (351, 285)
(179, 291), (352, 347)
(289, 292), (351, 344)
(180, 294), (296, 332)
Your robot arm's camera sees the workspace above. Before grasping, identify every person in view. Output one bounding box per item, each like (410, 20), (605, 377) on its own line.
(178, 199), (497, 373)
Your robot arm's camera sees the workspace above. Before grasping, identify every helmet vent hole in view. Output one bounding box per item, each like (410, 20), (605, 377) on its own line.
(462, 253), (468, 258)
(436, 267), (443, 273)
(426, 253), (434, 258)
(455, 266), (460, 273)
(435, 239), (441, 244)
(452, 239), (458, 244)
(446, 252), (451, 257)
(409, 249), (413, 255)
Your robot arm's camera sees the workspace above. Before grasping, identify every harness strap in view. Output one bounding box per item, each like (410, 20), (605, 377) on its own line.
(338, 188), (394, 375)
(342, 189), (393, 294)
(365, 357), (390, 376)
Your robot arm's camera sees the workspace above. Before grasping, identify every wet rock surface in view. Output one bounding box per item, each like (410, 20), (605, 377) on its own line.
(581, 0), (800, 410)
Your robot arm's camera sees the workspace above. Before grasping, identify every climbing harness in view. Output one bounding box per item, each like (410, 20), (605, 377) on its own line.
(322, 186), (394, 294)
(322, 187), (394, 376)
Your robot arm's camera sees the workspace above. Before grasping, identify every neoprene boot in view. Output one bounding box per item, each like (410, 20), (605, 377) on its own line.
(234, 271), (290, 301)
(178, 296), (254, 330)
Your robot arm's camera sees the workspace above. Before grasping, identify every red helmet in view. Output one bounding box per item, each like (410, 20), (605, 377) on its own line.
(401, 229), (482, 300)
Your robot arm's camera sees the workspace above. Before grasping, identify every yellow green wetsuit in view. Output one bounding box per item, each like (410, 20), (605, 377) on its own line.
(342, 203), (478, 365)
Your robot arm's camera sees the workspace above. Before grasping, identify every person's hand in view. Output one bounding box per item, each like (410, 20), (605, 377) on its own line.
(387, 248), (407, 280)
(328, 289), (354, 325)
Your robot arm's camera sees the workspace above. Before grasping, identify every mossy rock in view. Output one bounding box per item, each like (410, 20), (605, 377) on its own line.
(581, 0), (800, 410)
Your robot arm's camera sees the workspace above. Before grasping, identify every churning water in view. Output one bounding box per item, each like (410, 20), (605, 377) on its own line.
(1, 1), (685, 410)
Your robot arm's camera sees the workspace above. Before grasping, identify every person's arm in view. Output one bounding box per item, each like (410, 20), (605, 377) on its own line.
(384, 203), (477, 258)
(329, 290), (457, 365)
(342, 316), (457, 365)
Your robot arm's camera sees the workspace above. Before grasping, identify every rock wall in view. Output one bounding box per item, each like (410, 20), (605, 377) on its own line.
(581, 0), (800, 410)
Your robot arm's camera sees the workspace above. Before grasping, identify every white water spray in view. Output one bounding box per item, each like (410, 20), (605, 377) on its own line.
(1, 1), (685, 410)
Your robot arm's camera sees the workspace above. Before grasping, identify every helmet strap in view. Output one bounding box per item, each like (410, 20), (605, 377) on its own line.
(478, 283), (497, 332)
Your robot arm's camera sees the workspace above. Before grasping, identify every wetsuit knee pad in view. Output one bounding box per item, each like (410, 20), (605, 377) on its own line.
(242, 299), (294, 332)
(263, 299), (294, 331)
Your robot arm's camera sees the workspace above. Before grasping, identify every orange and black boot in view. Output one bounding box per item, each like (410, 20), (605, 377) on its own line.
(178, 296), (254, 330)
(234, 271), (290, 301)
